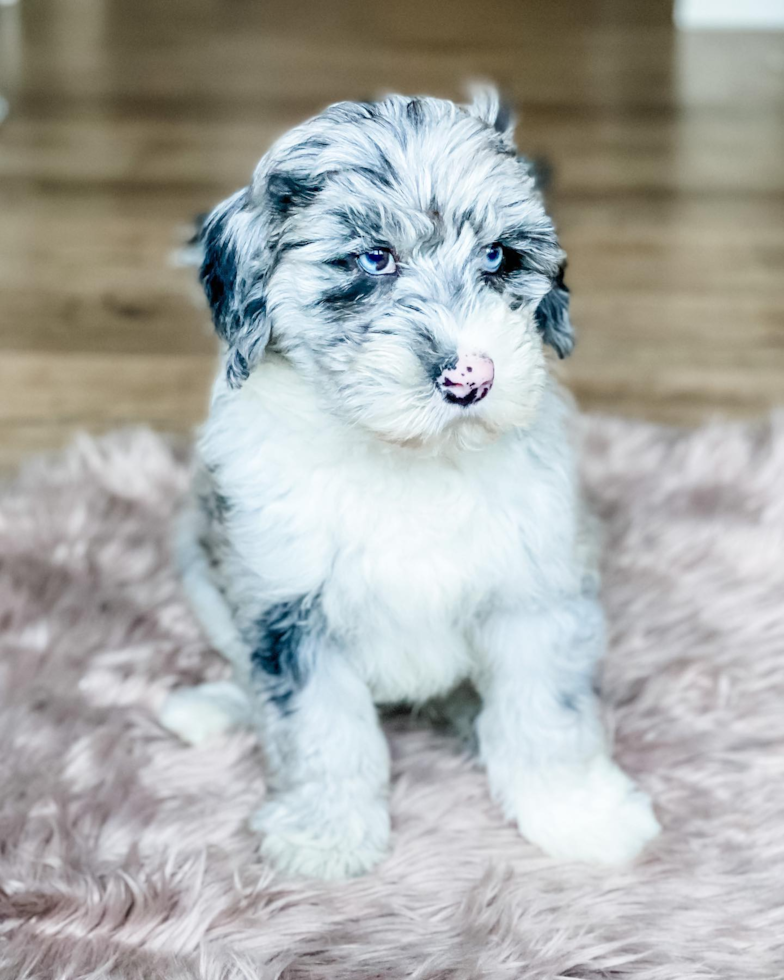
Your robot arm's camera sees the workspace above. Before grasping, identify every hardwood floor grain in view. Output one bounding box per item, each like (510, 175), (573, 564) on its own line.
(0, 0), (782, 466)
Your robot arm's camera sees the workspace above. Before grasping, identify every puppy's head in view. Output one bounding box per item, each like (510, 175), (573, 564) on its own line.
(200, 89), (573, 449)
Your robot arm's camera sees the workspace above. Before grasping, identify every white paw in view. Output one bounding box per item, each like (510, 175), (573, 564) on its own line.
(251, 785), (391, 880)
(512, 754), (661, 866)
(159, 681), (252, 745)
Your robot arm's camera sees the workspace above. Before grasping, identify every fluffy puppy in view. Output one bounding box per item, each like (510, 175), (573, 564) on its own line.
(164, 90), (660, 879)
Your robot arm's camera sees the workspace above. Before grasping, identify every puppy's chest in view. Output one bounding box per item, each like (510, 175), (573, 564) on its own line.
(324, 461), (526, 622)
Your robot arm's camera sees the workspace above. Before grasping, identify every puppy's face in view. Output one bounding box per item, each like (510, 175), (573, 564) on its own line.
(201, 91), (573, 450)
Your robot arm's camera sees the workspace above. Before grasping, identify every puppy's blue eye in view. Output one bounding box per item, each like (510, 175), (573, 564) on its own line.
(357, 249), (397, 276)
(482, 243), (504, 274)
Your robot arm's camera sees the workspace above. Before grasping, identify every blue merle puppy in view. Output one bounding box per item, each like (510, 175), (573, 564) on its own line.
(161, 89), (660, 879)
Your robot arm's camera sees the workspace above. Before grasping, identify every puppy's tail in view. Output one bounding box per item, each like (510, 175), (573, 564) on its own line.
(174, 506), (250, 680)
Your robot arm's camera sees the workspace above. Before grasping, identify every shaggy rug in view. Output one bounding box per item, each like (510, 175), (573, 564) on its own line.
(1, 415), (784, 980)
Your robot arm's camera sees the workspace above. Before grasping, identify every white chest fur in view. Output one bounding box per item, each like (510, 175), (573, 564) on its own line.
(199, 361), (579, 703)
(322, 448), (531, 700)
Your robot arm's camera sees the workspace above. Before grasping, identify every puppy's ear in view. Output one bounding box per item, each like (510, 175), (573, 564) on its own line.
(200, 123), (334, 388)
(200, 189), (271, 388)
(534, 265), (575, 359)
(466, 84), (516, 143)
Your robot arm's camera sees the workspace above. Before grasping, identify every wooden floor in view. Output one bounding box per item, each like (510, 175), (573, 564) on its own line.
(1, 0), (783, 468)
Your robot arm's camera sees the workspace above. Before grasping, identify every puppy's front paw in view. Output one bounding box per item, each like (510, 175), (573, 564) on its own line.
(251, 786), (391, 880)
(512, 754), (660, 866)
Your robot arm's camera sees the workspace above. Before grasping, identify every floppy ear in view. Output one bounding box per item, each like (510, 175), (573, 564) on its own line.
(200, 120), (336, 388)
(534, 264), (575, 359)
(200, 189), (272, 388)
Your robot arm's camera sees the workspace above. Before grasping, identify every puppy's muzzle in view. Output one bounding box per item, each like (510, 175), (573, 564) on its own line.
(437, 352), (494, 407)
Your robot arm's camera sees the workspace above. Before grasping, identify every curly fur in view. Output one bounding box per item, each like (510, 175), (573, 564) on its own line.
(170, 91), (659, 878)
(1, 416), (783, 977)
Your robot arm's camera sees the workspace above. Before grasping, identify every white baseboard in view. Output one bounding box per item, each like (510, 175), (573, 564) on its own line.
(675, 0), (784, 30)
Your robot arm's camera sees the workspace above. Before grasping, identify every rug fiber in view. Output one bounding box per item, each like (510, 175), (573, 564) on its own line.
(1, 416), (783, 979)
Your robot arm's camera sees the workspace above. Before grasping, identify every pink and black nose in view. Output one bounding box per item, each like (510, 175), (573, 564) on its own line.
(436, 352), (495, 406)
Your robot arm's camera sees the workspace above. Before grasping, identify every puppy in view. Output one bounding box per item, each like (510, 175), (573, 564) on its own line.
(165, 89), (660, 879)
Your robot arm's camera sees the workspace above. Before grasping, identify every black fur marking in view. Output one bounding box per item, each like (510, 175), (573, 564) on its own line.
(425, 348), (458, 384)
(197, 534), (222, 572)
(267, 170), (324, 216)
(319, 330), (356, 349)
(324, 255), (355, 272)
(534, 264), (575, 359)
(200, 204), (242, 341)
(277, 239), (314, 257)
(354, 101), (379, 120)
(375, 147), (398, 186)
(347, 164), (394, 191)
(329, 205), (387, 245)
(199, 487), (232, 524)
(499, 234), (560, 274)
(481, 271), (505, 295)
(298, 136), (330, 152)
(225, 349), (250, 388)
(213, 492), (232, 519)
(457, 206), (477, 235)
(251, 596), (322, 711)
(243, 296), (267, 322)
(319, 272), (389, 317)
(199, 190), (275, 388)
(406, 99), (425, 128)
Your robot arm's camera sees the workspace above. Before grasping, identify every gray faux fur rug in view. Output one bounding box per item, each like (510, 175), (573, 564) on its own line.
(1, 416), (784, 980)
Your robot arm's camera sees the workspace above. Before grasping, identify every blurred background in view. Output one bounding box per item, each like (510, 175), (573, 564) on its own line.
(0, 0), (782, 468)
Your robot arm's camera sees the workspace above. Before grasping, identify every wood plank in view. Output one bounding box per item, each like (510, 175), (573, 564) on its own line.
(0, 0), (782, 467)
(2, 113), (783, 196)
(0, 352), (215, 424)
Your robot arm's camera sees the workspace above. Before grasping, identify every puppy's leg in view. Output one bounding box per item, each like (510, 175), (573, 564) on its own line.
(475, 598), (660, 866)
(250, 616), (391, 880)
(171, 511), (389, 878)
